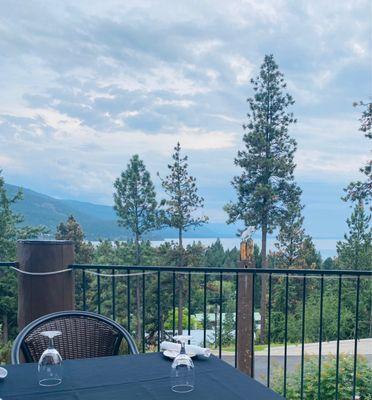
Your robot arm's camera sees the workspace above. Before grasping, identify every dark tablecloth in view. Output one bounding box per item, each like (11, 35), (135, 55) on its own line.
(0, 353), (283, 399)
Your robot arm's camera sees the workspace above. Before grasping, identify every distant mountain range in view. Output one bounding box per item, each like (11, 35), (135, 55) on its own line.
(6, 183), (239, 240)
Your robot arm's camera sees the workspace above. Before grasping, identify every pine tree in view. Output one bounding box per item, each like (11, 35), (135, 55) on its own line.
(159, 142), (208, 334)
(55, 215), (94, 311)
(336, 203), (371, 270)
(322, 257), (334, 270)
(224, 55), (300, 343)
(344, 101), (372, 204)
(113, 155), (160, 343)
(299, 236), (321, 269)
(55, 215), (94, 263)
(275, 202), (306, 268)
(205, 239), (226, 268)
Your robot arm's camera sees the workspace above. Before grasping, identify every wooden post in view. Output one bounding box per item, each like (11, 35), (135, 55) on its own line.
(17, 240), (75, 330)
(237, 239), (255, 375)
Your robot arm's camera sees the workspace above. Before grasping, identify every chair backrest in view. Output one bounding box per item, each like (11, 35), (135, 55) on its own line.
(12, 310), (138, 364)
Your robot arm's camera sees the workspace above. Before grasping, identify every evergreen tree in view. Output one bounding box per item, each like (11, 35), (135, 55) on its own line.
(159, 142), (208, 333)
(224, 55), (300, 342)
(205, 239), (226, 268)
(336, 203), (371, 270)
(113, 155), (160, 342)
(55, 215), (94, 311)
(55, 215), (94, 263)
(275, 202), (305, 268)
(299, 236), (321, 269)
(0, 171), (47, 342)
(344, 101), (372, 204)
(322, 257), (334, 270)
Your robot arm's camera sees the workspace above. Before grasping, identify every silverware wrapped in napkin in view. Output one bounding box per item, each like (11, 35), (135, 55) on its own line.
(160, 341), (211, 358)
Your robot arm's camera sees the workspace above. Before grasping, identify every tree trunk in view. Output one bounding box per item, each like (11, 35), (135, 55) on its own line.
(260, 223), (268, 344)
(135, 235), (142, 347)
(177, 227), (184, 335)
(2, 313), (8, 343)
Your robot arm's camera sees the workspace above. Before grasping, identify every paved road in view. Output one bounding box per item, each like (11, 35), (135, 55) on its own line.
(214, 339), (372, 384)
(220, 354), (372, 384)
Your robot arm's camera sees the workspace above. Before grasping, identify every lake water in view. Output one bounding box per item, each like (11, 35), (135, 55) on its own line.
(151, 237), (339, 259)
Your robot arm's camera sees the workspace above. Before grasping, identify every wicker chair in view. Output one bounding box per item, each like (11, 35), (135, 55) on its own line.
(11, 310), (138, 364)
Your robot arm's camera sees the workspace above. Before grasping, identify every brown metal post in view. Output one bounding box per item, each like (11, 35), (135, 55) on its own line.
(17, 240), (75, 330)
(237, 239), (255, 375)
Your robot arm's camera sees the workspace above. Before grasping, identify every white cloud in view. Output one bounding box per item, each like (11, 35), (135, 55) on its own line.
(0, 0), (370, 221)
(294, 115), (369, 180)
(229, 55), (254, 85)
(96, 64), (211, 96)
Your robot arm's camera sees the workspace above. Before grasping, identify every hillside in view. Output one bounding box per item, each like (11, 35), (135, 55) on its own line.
(6, 184), (128, 240)
(5, 184), (238, 240)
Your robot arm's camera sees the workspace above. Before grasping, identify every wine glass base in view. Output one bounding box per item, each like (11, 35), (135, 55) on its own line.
(39, 378), (62, 387)
(171, 384), (194, 393)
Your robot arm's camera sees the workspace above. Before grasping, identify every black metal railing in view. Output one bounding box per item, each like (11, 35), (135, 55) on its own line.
(0, 261), (18, 267)
(70, 264), (371, 399)
(1, 260), (371, 399)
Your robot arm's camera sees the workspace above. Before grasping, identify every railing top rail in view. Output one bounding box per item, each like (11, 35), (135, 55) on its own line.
(0, 261), (19, 267)
(69, 264), (372, 276)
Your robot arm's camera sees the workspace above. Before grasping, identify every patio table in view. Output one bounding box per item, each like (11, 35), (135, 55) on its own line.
(0, 352), (283, 399)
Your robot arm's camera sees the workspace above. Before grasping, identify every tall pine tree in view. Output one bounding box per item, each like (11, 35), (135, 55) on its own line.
(159, 142), (208, 334)
(225, 55), (300, 342)
(114, 155), (160, 343)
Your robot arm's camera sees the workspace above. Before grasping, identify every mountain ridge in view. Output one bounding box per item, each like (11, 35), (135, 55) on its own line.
(5, 183), (239, 240)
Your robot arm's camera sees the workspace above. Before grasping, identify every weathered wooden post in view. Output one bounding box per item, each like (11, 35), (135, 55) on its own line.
(237, 239), (255, 376)
(17, 240), (75, 330)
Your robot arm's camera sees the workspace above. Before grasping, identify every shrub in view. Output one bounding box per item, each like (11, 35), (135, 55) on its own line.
(0, 341), (12, 364)
(272, 354), (371, 399)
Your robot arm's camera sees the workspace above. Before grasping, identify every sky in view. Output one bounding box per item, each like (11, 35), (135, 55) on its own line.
(0, 0), (371, 238)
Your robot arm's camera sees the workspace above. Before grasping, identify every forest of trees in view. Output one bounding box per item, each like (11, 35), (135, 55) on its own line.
(0, 55), (371, 367)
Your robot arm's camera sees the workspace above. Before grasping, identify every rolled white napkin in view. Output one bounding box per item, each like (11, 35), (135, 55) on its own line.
(160, 341), (211, 358)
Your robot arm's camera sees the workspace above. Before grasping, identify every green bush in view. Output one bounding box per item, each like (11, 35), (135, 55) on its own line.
(272, 354), (372, 399)
(0, 341), (12, 364)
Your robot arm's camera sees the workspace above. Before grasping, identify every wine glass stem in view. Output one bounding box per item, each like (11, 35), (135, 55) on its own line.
(48, 337), (54, 349)
(180, 341), (186, 355)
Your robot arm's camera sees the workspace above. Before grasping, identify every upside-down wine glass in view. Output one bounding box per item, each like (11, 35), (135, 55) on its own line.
(38, 330), (63, 387)
(171, 335), (195, 393)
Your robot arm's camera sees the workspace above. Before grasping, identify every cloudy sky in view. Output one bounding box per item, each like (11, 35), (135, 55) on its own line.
(0, 0), (371, 237)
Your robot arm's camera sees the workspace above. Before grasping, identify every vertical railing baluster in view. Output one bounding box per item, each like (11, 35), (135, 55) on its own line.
(352, 276), (360, 400)
(234, 272), (239, 369)
(317, 274), (324, 400)
(267, 273), (272, 387)
(251, 272), (256, 378)
(112, 268), (116, 320)
(142, 270), (145, 353)
(300, 275), (307, 400)
(82, 269), (86, 311)
(335, 274), (342, 400)
(127, 269), (131, 333)
(203, 273), (207, 348)
(283, 273), (289, 396)
(188, 272), (191, 338)
(157, 270), (161, 351)
(172, 271), (176, 337)
(97, 268), (101, 314)
(219, 271), (223, 359)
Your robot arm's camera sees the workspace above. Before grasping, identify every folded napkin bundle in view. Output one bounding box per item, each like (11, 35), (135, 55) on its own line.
(160, 341), (211, 358)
